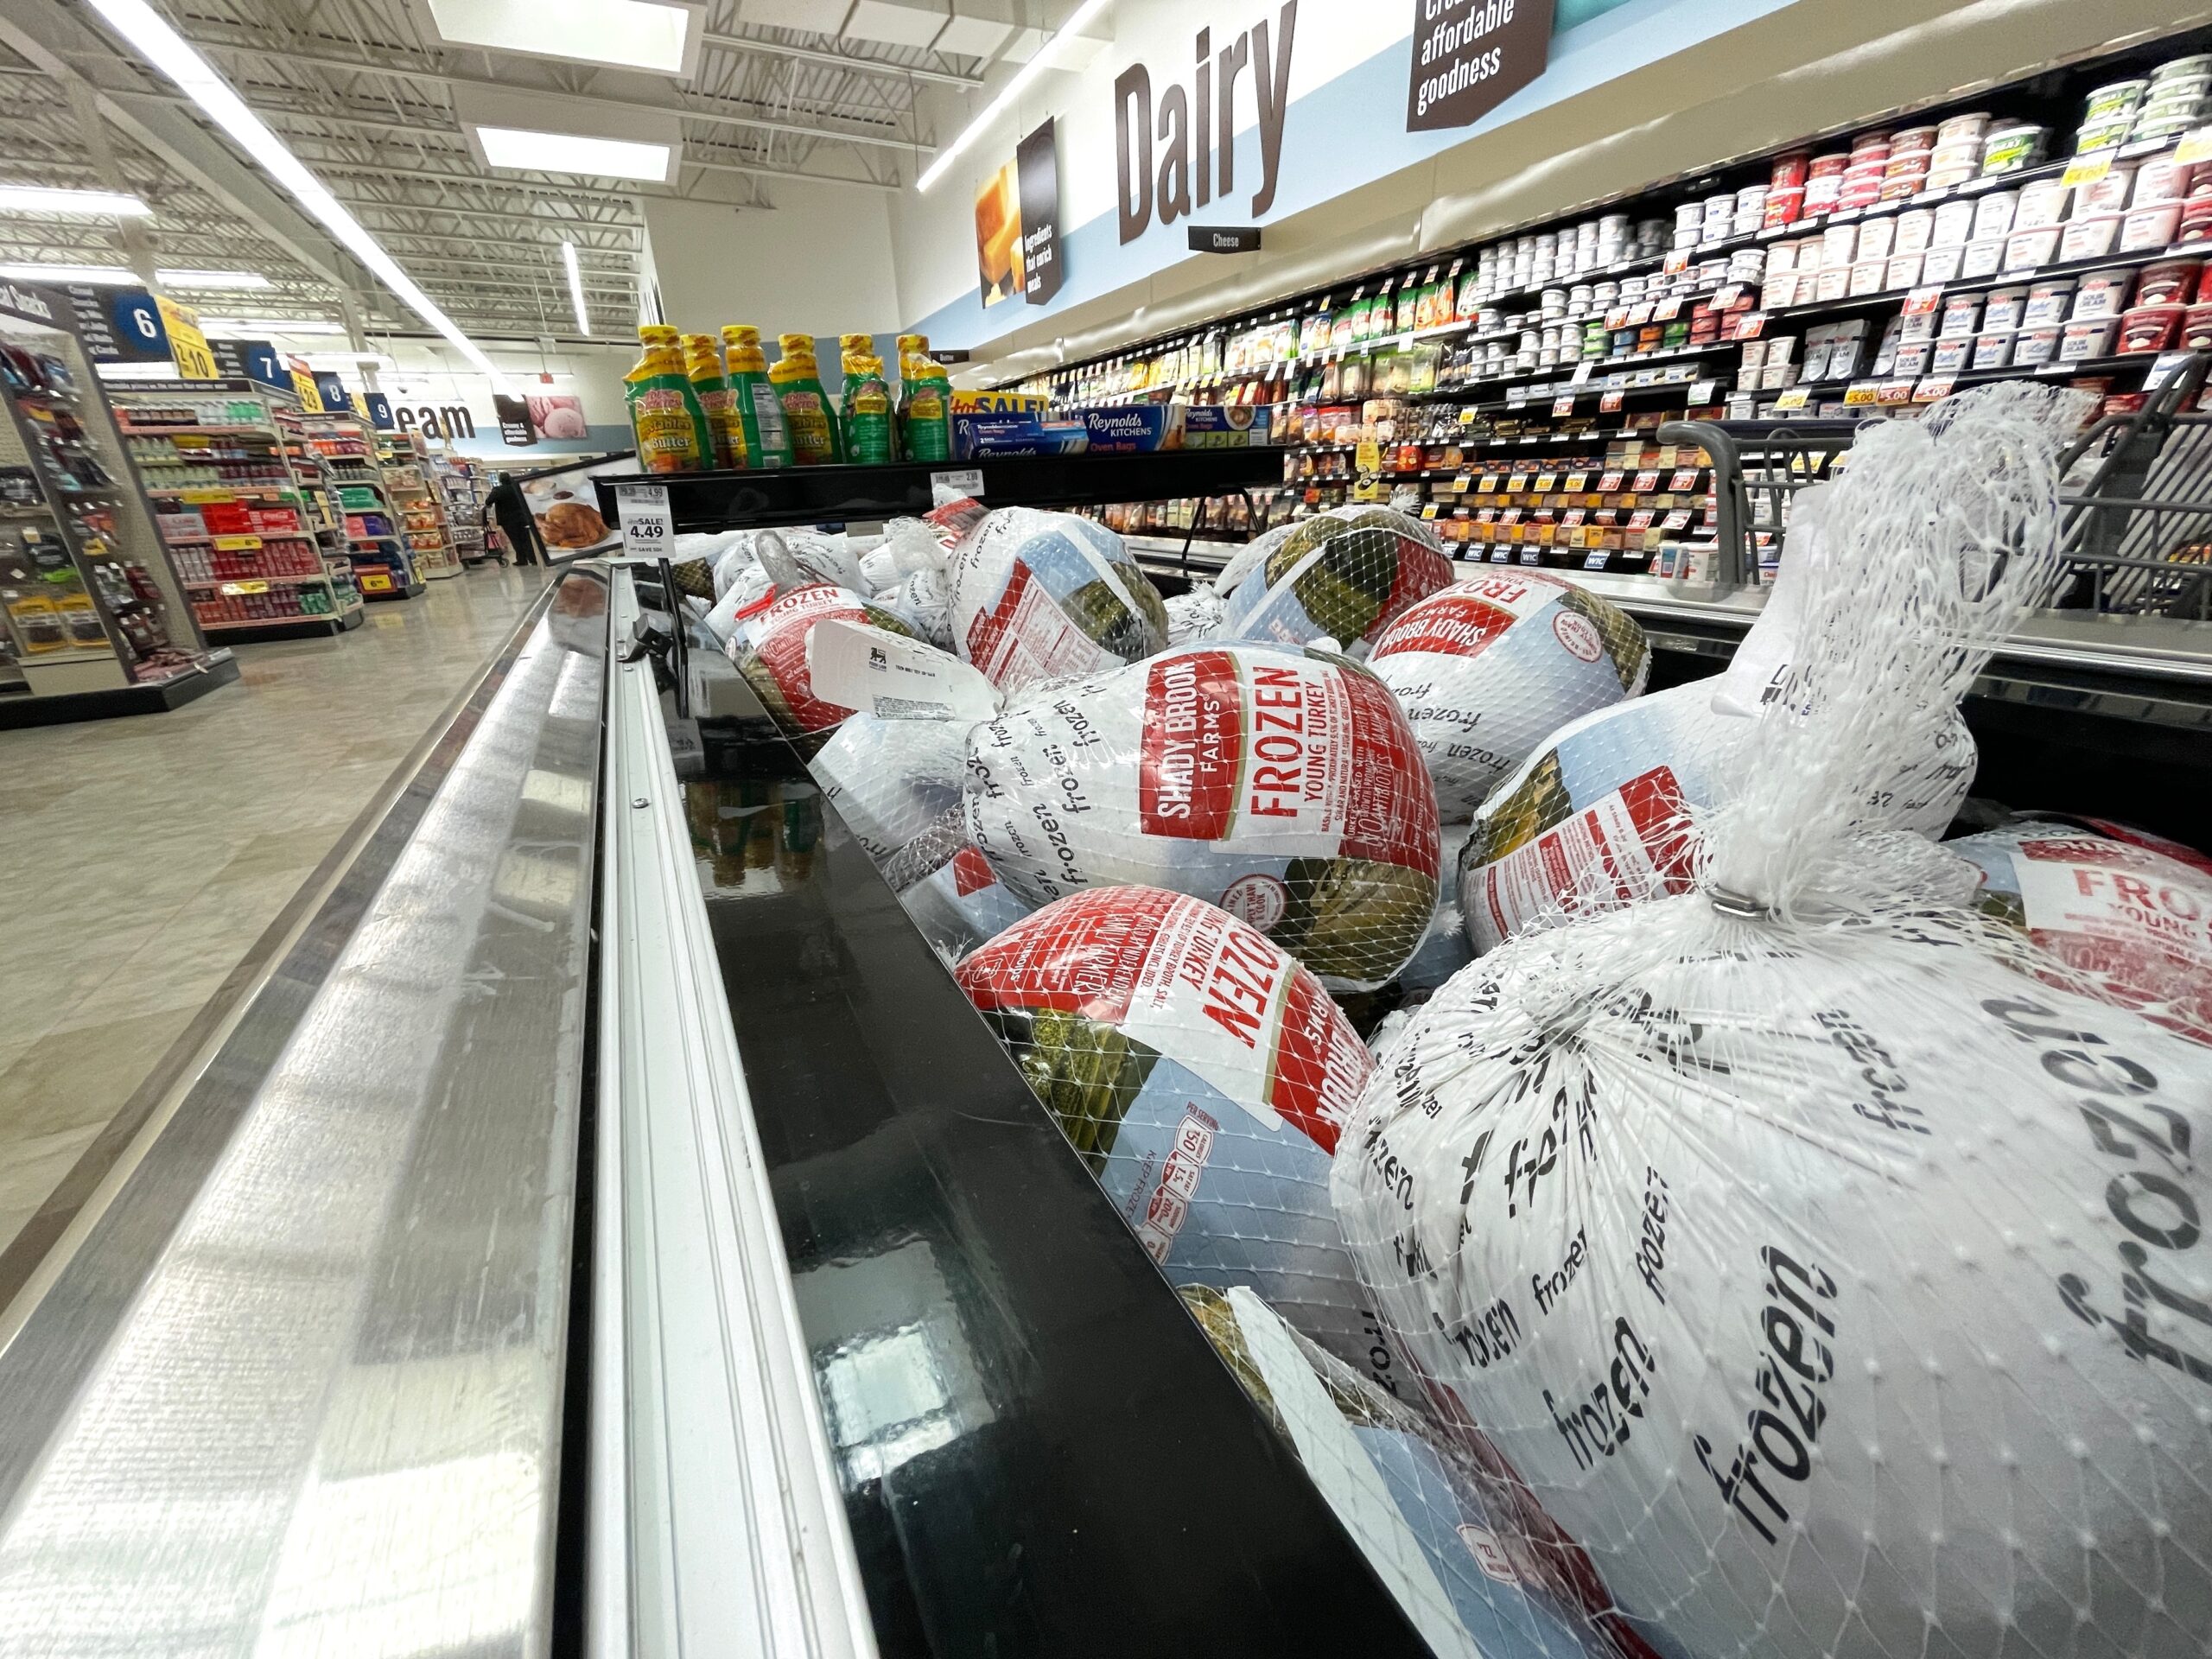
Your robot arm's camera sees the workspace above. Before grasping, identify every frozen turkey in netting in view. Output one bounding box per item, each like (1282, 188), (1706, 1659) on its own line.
(1332, 384), (2212, 1659)
(1217, 506), (1455, 655)
(963, 642), (1442, 992)
(1369, 572), (1651, 819)
(809, 712), (1030, 959)
(1950, 813), (2212, 1046)
(946, 506), (1169, 694)
(1163, 586), (1226, 645)
(955, 887), (1402, 1390)
(1179, 1284), (1643, 1659)
(722, 583), (917, 755)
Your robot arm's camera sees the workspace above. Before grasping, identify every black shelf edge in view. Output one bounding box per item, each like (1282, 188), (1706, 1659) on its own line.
(593, 448), (1291, 532)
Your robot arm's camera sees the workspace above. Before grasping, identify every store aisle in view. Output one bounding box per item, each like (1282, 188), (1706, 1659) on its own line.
(0, 564), (548, 1265)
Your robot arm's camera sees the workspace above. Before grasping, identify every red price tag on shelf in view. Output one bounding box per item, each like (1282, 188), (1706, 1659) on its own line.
(1552, 393), (1576, 416)
(1599, 390), (1625, 413)
(1627, 508), (1656, 531)
(1596, 470), (1625, 492)
(1901, 284), (1945, 316)
(1662, 508), (1694, 531)
(1914, 376), (1955, 403)
(1632, 469), (1661, 492)
(1669, 467), (1701, 491)
(1877, 379), (1917, 405)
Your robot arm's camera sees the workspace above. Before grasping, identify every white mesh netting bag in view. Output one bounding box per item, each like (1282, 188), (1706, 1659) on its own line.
(1457, 482), (1975, 955)
(1163, 587), (1226, 645)
(722, 584), (918, 755)
(1331, 385), (2212, 1659)
(947, 506), (1169, 694)
(955, 886), (1403, 1390)
(1217, 505), (1456, 656)
(1369, 573), (1652, 819)
(810, 711), (1030, 958)
(963, 642), (1443, 992)
(1951, 814), (2212, 1047)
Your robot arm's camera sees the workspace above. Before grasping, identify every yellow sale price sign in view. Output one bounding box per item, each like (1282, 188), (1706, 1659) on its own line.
(156, 295), (217, 380)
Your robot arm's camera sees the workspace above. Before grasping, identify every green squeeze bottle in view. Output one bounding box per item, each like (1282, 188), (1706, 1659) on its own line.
(899, 342), (953, 464)
(840, 350), (894, 466)
(626, 324), (710, 472)
(720, 325), (792, 468)
(683, 332), (743, 469)
(770, 334), (841, 466)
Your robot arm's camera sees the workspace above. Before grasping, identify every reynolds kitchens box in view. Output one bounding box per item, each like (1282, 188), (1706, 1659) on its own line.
(1079, 403), (1270, 452)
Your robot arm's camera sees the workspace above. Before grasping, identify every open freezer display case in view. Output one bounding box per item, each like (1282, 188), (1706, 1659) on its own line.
(0, 282), (236, 726)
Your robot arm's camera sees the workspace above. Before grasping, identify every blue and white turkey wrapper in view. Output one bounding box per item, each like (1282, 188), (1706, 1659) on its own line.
(946, 506), (1169, 695)
(1180, 1285), (1642, 1659)
(1217, 505), (1454, 656)
(1368, 572), (1651, 820)
(955, 887), (1402, 1390)
(1459, 486), (1974, 955)
(809, 711), (1029, 959)
(1333, 387), (2212, 1659)
(962, 642), (1443, 993)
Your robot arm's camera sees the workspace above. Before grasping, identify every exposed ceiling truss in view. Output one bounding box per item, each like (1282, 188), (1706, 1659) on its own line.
(0, 0), (1052, 343)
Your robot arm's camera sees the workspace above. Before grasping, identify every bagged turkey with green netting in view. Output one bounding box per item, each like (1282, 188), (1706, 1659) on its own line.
(946, 505), (1169, 694)
(963, 641), (1442, 991)
(1217, 505), (1455, 655)
(1332, 385), (2212, 1659)
(1369, 572), (1651, 819)
(956, 886), (1403, 1390)
(721, 583), (917, 755)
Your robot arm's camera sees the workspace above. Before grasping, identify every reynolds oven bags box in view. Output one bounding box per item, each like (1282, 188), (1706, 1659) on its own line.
(1179, 404), (1265, 448)
(951, 410), (1091, 459)
(1081, 404), (1185, 453)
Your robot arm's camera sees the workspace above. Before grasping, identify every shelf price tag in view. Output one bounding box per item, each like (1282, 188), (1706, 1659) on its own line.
(1662, 250), (1689, 275)
(1877, 379), (1917, 405)
(1626, 302), (1655, 326)
(1688, 378), (1719, 403)
(2145, 351), (2194, 390)
(212, 534), (263, 551)
(1843, 381), (1881, 406)
(1902, 284), (1945, 316)
(1571, 360), (1594, 384)
(1653, 296), (1683, 321)
(1552, 393), (1577, 416)
(2061, 149), (2115, 191)
(615, 483), (673, 559)
(1913, 376), (1956, 403)
(1599, 390), (1625, 413)
(1421, 503), (1440, 519)
(1774, 386), (1813, 410)
(2177, 127), (2212, 166)
(1458, 405), (1480, 425)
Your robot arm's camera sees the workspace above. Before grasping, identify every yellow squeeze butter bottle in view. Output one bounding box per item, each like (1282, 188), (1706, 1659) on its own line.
(683, 333), (744, 469)
(769, 334), (840, 466)
(720, 325), (791, 469)
(626, 324), (710, 473)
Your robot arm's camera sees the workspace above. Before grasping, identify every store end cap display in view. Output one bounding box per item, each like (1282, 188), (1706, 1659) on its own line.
(1217, 505), (1455, 656)
(955, 886), (1403, 1392)
(1368, 572), (1651, 821)
(1332, 385), (2212, 1659)
(963, 641), (1443, 993)
(947, 506), (1169, 694)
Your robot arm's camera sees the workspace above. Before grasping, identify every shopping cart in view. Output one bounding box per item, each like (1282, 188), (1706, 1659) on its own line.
(1668, 354), (2212, 616)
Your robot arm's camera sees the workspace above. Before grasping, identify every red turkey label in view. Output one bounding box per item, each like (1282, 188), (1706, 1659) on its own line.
(1370, 573), (1567, 664)
(1477, 766), (1696, 944)
(957, 889), (1369, 1147)
(1137, 652), (1439, 879)
(2010, 836), (2212, 1040)
(740, 584), (871, 733)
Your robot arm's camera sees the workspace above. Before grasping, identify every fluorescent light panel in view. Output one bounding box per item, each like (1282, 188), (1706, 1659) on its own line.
(199, 317), (347, 336)
(425, 0), (694, 74)
(916, 0), (1112, 193)
(0, 184), (151, 216)
(0, 264), (270, 288)
(562, 241), (590, 335)
(85, 0), (516, 393)
(475, 126), (671, 181)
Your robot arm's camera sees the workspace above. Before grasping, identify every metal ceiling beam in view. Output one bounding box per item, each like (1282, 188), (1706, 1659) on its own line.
(697, 30), (983, 89)
(346, 200), (640, 232)
(141, 38), (937, 156)
(681, 152), (899, 192)
(302, 160), (650, 210)
(371, 226), (637, 254)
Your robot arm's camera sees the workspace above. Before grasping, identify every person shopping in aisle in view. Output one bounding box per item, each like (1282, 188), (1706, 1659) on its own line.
(484, 472), (544, 567)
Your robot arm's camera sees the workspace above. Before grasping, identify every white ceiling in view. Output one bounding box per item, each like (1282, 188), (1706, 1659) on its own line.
(0, 0), (1061, 344)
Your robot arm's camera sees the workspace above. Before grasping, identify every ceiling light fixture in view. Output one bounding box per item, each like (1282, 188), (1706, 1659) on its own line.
(84, 0), (516, 392)
(476, 127), (672, 181)
(197, 317), (347, 336)
(916, 0), (1112, 193)
(561, 241), (591, 336)
(0, 264), (270, 289)
(158, 268), (273, 289)
(423, 0), (700, 76)
(0, 184), (152, 216)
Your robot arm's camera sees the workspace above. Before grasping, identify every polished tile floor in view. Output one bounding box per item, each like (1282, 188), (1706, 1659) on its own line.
(0, 565), (548, 1260)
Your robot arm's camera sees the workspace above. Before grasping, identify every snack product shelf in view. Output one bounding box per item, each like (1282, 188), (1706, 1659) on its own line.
(593, 446), (1291, 533)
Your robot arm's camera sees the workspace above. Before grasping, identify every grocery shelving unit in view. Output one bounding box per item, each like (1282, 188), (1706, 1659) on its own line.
(376, 429), (458, 580)
(109, 381), (365, 643)
(434, 453), (488, 564)
(0, 290), (236, 726)
(299, 411), (421, 601)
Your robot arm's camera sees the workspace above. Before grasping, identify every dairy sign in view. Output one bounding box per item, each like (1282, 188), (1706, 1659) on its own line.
(1407, 0), (1554, 130)
(1114, 2), (1299, 245)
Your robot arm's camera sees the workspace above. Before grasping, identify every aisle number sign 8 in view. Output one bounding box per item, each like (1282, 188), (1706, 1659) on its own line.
(156, 294), (217, 380)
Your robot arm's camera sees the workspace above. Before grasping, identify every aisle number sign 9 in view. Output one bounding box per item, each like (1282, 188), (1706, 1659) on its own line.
(156, 294), (217, 380)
